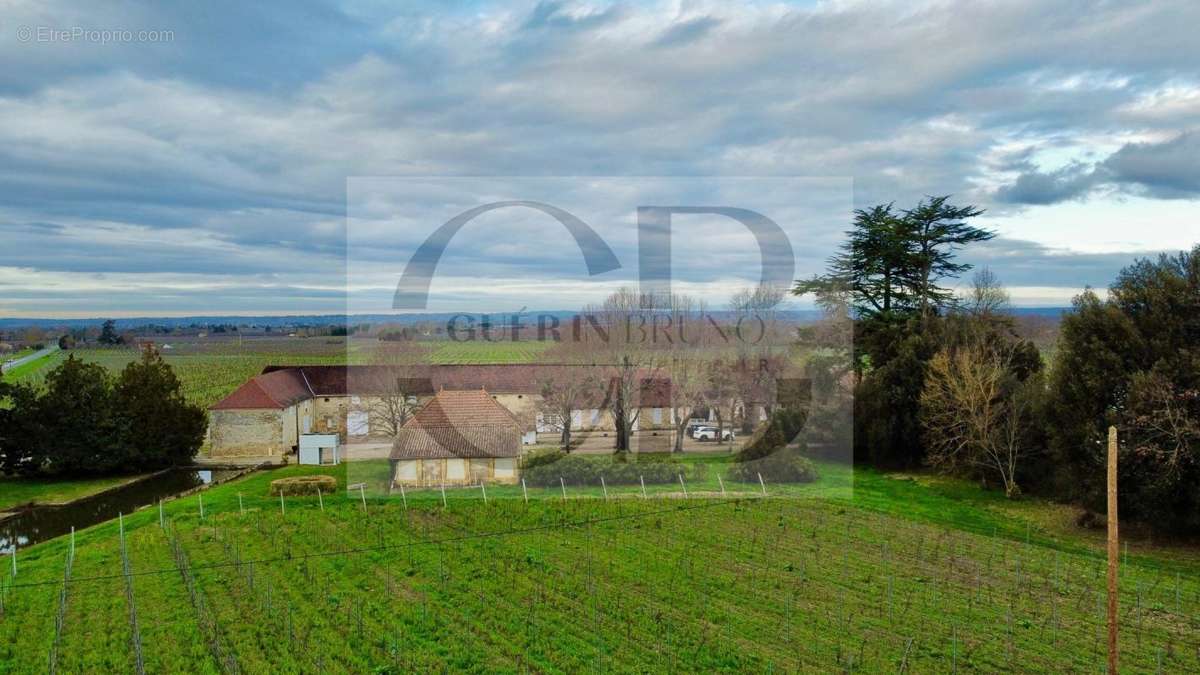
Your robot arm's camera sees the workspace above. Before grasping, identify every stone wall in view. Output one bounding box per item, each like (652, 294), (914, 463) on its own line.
(209, 408), (285, 457)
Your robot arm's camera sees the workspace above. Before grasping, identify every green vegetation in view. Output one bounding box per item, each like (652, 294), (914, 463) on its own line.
(0, 475), (145, 512)
(428, 340), (551, 364)
(0, 350), (206, 477)
(3, 462), (1197, 673)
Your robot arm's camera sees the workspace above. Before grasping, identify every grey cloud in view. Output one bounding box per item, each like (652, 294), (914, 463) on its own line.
(653, 16), (722, 48)
(996, 131), (1200, 204)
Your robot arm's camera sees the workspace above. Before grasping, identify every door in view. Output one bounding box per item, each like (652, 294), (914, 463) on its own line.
(302, 415), (312, 434)
(421, 459), (444, 486)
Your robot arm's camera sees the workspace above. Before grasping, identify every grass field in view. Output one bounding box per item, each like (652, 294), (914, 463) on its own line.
(1, 338), (554, 409)
(0, 475), (148, 513)
(2, 461), (1197, 673)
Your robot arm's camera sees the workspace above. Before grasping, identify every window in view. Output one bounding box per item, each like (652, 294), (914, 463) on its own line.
(326, 416), (338, 430)
(652, 408), (662, 424)
(590, 409), (600, 426)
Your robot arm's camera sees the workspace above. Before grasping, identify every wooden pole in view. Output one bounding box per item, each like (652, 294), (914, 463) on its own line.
(317, 487), (324, 512)
(359, 484), (368, 512)
(1107, 425), (1119, 675)
(521, 478), (528, 503)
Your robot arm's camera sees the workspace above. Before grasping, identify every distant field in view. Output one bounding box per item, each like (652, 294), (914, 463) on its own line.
(2, 461), (1197, 673)
(3, 337), (553, 408)
(427, 340), (551, 364)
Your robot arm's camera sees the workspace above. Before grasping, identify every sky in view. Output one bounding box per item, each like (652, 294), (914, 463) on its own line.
(1, 0), (1198, 318)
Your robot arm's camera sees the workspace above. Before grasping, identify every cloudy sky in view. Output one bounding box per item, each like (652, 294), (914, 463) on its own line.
(1, 0), (1198, 318)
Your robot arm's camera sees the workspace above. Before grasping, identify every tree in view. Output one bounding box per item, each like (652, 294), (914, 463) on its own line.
(39, 355), (118, 474)
(1048, 246), (1200, 532)
(58, 334), (76, 350)
(795, 204), (916, 320)
(580, 288), (666, 453)
(113, 347), (207, 470)
(537, 366), (598, 452)
(903, 196), (991, 321)
(358, 379), (420, 438)
(921, 340), (1039, 497)
(0, 380), (46, 475)
(99, 319), (120, 345)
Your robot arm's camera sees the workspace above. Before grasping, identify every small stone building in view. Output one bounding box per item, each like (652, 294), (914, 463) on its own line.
(390, 389), (523, 486)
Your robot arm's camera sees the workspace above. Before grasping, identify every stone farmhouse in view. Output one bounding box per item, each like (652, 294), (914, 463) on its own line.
(389, 388), (525, 487)
(208, 364), (711, 459)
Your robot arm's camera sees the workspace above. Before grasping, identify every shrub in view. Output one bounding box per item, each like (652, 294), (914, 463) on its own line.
(737, 408), (806, 462)
(728, 448), (819, 484)
(270, 475), (337, 496)
(523, 454), (704, 487)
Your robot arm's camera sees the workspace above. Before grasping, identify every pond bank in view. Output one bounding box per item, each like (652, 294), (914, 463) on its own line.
(1, 465), (264, 551)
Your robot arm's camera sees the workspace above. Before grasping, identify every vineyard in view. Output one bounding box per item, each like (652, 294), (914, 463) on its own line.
(1, 338), (552, 409)
(2, 465), (1198, 673)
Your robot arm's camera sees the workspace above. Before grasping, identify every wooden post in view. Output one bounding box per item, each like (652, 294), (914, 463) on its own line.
(600, 476), (608, 501)
(10, 546), (15, 577)
(280, 492), (286, 516)
(678, 473), (688, 499)
(399, 482), (407, 509)
(559, 477), (567, 503)
(1107, 425), (1119, 675)
(199, 494), (204, 520)
(718, 475), (726, 497)
(158, 500), (164, 529)
(758, 472), (767, 496)
(238, 492), (244, 515)
(521, 478), (528, 503)
(640, 475), (647, 499)
(440, 482), (447, 508)
(480, 481), (487, 503)
(317, 487), (324, 512)
(359, 484), (368, 512)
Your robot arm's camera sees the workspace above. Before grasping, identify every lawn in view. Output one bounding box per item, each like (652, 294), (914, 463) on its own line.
(2, 458), (1197, 673)
(0, 474), (146, 513)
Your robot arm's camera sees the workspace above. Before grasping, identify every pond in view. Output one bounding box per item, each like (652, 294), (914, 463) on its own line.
(1, 468), (243, 551)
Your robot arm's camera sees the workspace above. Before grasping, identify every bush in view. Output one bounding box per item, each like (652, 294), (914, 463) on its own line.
(738, 408), (806, 462)
(270, 475), (337, 496)
(523, 454), (705, 487)
(728, 448), (819, 484)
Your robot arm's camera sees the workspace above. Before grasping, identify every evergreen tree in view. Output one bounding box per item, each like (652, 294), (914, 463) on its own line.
(1048, 246), (1200, 532)
(38, 355), (118, 474)
(113, 348), (207, 469)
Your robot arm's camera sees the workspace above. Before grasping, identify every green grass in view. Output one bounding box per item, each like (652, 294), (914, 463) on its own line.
(3, 459), (1198, 673)
(428, 340), (551, 364)
(0, 474), (146, 512)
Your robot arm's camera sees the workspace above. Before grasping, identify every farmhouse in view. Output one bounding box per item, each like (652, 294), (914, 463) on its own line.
(390, 389), (523, 486)
(208, 364), (769, 458)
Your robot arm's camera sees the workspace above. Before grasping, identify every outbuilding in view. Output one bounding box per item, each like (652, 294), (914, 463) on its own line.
(390, 389), (523, 487)
(299, 433), (340, 465)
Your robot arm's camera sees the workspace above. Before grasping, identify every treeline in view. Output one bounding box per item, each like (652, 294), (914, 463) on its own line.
(0, 349), (207, 476)
(797, 196), (1200, 534)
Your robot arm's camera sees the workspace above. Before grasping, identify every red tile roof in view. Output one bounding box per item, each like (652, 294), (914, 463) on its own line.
(391, 389), (523, 459)
(210, 369), (312, 410)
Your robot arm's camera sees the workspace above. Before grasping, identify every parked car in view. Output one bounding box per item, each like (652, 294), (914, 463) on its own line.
(692, 426), (734, 442)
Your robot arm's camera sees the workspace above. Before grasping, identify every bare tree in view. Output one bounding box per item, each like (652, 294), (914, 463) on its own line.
(579, 288), (668, 453)
(537, 366), (598, 452)
(967, 267), (1010, 318)
(920, 341), (1035, 497)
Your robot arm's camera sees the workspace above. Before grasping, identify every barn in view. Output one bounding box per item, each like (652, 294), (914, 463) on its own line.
(390, 389), (523, 487)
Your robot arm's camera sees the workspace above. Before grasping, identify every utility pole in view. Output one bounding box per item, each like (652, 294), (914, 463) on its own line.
(1107, 425), (1119, 675)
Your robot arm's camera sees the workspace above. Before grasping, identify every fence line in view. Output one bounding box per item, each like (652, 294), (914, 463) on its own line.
(47, 538), (74, 674)
(120, 514), (146, 675)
